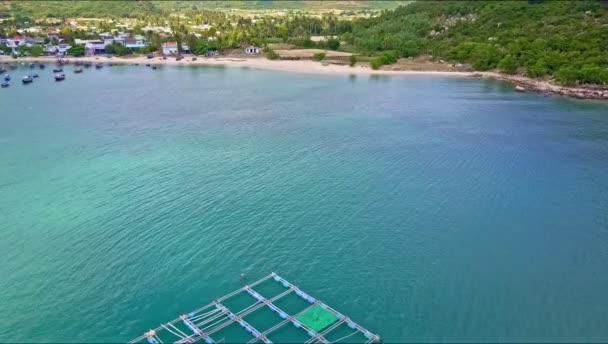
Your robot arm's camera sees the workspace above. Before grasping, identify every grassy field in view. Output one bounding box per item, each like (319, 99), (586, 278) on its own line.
(275, 49), (352, 59)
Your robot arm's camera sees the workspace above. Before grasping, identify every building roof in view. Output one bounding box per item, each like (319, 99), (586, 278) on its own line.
(162, 42), (177, 47)
(11, 36), (25, 40)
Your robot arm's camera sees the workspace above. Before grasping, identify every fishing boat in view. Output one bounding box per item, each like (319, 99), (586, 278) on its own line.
(29, 63), (35, 69)
(52, 68), (63, 73)
(22, 75), (33, 84)
(0, 67), (6, 73)
(39, 63), (45, 69)
(1, 82), (9, 88)
(84, 62), (92, 68)
(152, 65), (158, 70)
(4, 75), (10, 81)
(74, 67), (83, 73)
(54, 72), (66, 81)
(95, 63), (103, 69)
(32, 74), (39, 78)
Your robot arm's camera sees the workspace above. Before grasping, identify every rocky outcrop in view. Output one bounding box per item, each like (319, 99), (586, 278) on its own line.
(480, 72), (608, 101)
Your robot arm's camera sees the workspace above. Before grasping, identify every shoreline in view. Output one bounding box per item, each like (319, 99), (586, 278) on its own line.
(2, 55), (606, 100)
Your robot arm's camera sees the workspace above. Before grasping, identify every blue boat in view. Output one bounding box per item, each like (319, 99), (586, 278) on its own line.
(4, 75), (10, 81)
(1, 82), (9, 88)
(52, 68), (63, 73)
(32, 74), (39, 78)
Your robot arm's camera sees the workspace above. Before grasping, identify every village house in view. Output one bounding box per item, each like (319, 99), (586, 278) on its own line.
(84, 40), (105, 55)
(47, 31), (60, 41)
(245, 46), (261, 54)
(6, 36), (26, 49)
(99, 33), (115, 46)
(161, 42), (189, 55)
(162, 42), (178, 55)
(44, 43), (72, 56)
(124, 35), (147, 50)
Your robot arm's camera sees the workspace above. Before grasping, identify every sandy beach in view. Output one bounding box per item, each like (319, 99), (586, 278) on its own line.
(2, 55), (607, 100)
(0, 54), (474, 77)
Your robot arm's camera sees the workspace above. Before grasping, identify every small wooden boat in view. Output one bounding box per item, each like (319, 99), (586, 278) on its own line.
(84, 62), (92, 68)
(32, 74), (39, 78)
(145, 63), (151, 67)
(95, 63), (103, 69)
(152, 65), (158, 70)
(52, 68), (63, 73)
(39, 63), (45, 69)
(54, 72), (66, 81)
(74, 67), (83, 73)
(4, 75), (10, 81)
(22, 75), (33, 84)
(1, 82), (9, 88)
(192, 57), (197, 61)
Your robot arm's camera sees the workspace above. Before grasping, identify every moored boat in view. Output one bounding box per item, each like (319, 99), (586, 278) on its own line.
(152, 65), (158, 70)
(29, 63), (35, 69)
(39, 63), (45, 69)
(74, 67), (83, 73)
(22, 75), (33, 84)
(52, 68), (63, 73)
(1, 82), (9, 88)
(32, 74), (39, 78)
(9, 64), (17, 70)
(84, 62), (92, 68)
(4, 75), (10, 81)
(54, 72), (66, 81)
(0, 67), (6, 73)
(95, 63), (103, 69)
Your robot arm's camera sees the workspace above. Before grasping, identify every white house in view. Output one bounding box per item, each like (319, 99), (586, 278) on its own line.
(162, 42), (178, 55)
(57, 43), (71, 55)
(99, 33), (115, 46)
(245, 46), (261, 54)
(44, 43), (72, 56)
(84, 41), (105, 55)
(124, 37), (147, 50)
(6, 36), (26, 49)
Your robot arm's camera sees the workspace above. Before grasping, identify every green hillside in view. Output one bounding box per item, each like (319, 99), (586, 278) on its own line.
(0, 0), (406, 19)
(351, 0), (608, 85)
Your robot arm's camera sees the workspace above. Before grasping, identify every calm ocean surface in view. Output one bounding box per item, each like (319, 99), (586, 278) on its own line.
(1, 64), (608, 342)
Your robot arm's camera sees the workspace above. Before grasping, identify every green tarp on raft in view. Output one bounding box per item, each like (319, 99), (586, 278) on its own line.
(296, 305), (339, 332)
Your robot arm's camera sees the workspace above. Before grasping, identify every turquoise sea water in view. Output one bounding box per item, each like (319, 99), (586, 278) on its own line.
(1, 64), (608, 343)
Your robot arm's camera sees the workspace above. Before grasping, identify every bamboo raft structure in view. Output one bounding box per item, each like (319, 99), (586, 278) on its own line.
(130, 273), (381, 344)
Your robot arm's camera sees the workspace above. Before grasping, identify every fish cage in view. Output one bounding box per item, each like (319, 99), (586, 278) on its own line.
(130, 272), (381, 344)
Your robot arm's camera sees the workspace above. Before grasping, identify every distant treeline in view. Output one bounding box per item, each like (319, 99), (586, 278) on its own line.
(0, 1), (405, 19)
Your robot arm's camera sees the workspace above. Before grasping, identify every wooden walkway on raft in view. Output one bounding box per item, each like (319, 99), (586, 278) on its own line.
(130, 272), (381, 344)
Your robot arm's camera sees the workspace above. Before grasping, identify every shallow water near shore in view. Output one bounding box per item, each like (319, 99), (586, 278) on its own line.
(1, 64), (608, 342)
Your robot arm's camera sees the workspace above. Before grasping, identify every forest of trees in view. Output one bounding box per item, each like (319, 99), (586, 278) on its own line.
(349, 0), (608, 85)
